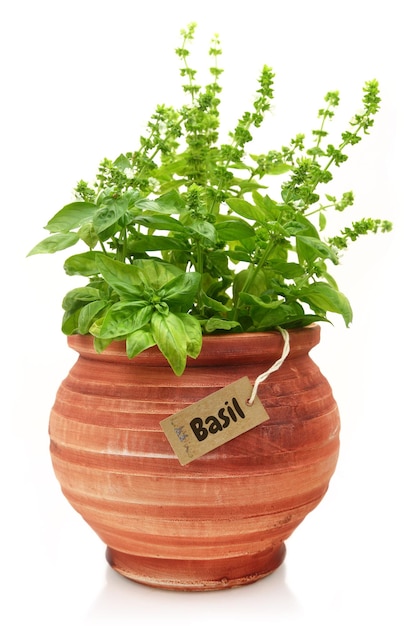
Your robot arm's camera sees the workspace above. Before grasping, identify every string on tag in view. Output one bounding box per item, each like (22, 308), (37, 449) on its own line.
(246, 327), (290, 406)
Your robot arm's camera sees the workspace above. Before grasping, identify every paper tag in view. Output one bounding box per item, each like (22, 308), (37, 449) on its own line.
(160, 376), (270, 465)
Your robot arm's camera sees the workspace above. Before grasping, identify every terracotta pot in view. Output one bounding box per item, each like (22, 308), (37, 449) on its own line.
(49, 325), (340, 591)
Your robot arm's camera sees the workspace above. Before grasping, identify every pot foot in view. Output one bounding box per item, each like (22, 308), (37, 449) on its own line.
(105, 543), (286, 591)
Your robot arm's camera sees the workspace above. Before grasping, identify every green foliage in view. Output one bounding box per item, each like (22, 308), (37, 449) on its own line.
(28, 23), (392, 374)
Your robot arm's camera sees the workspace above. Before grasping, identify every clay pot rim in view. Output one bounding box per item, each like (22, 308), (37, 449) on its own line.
(67, 324), (321, 367)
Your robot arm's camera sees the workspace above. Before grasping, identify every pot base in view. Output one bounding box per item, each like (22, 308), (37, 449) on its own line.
(105, 543), (286, 591)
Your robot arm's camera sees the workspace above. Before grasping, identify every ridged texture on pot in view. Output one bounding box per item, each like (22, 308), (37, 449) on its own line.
(49, 325), (340, 590)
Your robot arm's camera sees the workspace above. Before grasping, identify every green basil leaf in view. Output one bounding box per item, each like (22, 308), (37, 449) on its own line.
(283, 221), (307, 236)
(62, 286), (102, 313)
(113, 153), (132, 171)
(134, 190), (184, 214)
(215, 219), (255, 241)
(78, 222), (99, 248)
(200, 291), (231, 313)
(297, 236), (339, 264)
(61, 309), (81, 335)
(97, 256), (148, 298)
(269, 260), (304, 279)
(252, 191), (282, 220)
(282, 314), (329, 329)
(93, 197), (129, 234)
(151, 311), (188, 376)
(133, 258), (183, 290)
(159, 272), (201, 310)
(27, 232), (79, 255)
(64, 251), (107, 276)
(238, 292), (279, 309)
(134, 214), (188, 233)
(155, 302), (169, 316)
(299, 282), (353, 326)
(249, 302), (303, 329)
(204, 250), (233, 279)
(78, 300), (108, 334)
(132, 199), (163, 213)
(233, 269), (268, 303)
(96, 302), (153, 338)
(45, 202), (97, 233)
(189, 220), (218, 244)
(93, 336), (114, 353)
(204, 318), (241, 333)
(232, 180), (267, 194)
(154, 190), (185, 212)
(226, 250), (252, 262)
(225, 197), (267, 222)
(294, 214), (321, 266)
(128, 234), (189, 252)
(176, 313), (202, 359)
(126, 329), (156, 358)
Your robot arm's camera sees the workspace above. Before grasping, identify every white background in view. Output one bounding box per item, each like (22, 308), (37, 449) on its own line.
(2, 1), (416, 624)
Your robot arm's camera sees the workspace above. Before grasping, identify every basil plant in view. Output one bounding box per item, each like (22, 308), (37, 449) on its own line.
(29, 24), (392, 375)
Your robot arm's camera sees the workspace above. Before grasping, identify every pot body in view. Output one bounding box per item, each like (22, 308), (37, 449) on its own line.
(49, 325), (340, 590)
